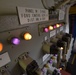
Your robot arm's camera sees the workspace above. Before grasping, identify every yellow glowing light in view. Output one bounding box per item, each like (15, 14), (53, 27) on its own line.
(48, 26), (53, 30)
(24, 33), (32, 40)
(56, 24), (60, 28)
(59, 68), (62, 70)
(0, 43), (3, 52)
(60, 47), (63, 50)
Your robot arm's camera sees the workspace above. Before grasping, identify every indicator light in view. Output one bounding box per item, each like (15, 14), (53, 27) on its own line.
(59, 68), (62, 70)
(43, 27), (49, 32)
(49, 59), (53, 64)
(56, 24), (60, 28)
(60, 24), (62, 26)
(54, 25), (57, 28)
(60, 47), (63, 50)
(48, 26), (53, 30)
(0, 42), (3, 52)
(11, 37), (20, 45)
(23, 32), (32, 40)
(54, 54), (58, 57)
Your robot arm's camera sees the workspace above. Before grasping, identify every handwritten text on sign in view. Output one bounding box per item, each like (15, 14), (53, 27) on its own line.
(17, 7), (49, 25)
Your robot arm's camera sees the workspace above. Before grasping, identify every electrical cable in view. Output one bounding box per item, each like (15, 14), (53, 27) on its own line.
(45, 0), (51, 9)
(41, 0), (50, 9)
(41, 0), (56, 11)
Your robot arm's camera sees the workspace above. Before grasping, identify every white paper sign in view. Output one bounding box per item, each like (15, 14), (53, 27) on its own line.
(59, 10), (65, 20)
(17, 7), (49, 25)
(57, 29), (60, 33)
(60, 26), (64, 31)
(0, 52), (11, 67)
(50, 30), (56, 37)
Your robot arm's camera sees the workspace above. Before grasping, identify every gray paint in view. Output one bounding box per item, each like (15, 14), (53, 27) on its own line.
(0, 0), (44, 15)
(0, 15), (66, 75)
(0, 0), (70, 75)
(0, 15), (50, 75)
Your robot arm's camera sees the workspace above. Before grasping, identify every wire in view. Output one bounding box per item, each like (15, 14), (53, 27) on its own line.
(41, 0), (55, 11)
(41, 0), (50, 9)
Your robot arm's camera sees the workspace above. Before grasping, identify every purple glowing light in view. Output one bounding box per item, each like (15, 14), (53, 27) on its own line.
(54, 25), (56, 28)
(44, 28), (49, 32)
(11, 37), (20, 45)
(54, 54), (58, 57)
(49, 60), (52, 64)
(60, 24), (62, 26)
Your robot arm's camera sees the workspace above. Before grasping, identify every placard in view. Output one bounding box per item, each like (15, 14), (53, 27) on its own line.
(60, 26), (64, 31)
(17, 7), (49, 25)
(0, 52), (11, 67)
(50, 30), (56, 37)
(59, 9), (65, 20)
(57, 29), (60, 33)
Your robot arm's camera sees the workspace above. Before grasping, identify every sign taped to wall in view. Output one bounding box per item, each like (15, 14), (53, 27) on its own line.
(60, 26), (64, 31)
(50, 30), (56, 37)
(17, 7), (49, 25)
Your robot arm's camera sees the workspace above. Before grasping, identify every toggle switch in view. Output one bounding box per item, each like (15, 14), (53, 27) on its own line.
(50, 44), (59, 55)
(57, 40), (64, 50)
(62, 35), (70, 50)
(64, 33), (72, 42)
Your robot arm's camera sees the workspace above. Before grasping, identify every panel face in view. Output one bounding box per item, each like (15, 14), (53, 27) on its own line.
(0, 52), (11, 67)
(17, 7), (49, 25)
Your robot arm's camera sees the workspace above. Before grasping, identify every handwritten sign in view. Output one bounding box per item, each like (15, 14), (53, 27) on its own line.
(17, 7), (49, 25)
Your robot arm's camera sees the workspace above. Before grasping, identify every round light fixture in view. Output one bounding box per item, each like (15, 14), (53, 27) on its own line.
(59, 68), (62, 70)
(0, 42), (3, 52)
(48, 26), (53, 30)
(56, 24), (60, 28)
(44, 27), (49, 32)
(23, 32), (32, 40)
(11, 37), (20, 45)
(60, 47), (63, 50)
(60, 24), (62, 26)
(54, 25), (57, 28)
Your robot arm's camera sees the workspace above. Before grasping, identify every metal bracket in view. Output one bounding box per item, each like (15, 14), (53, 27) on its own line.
(15, 52), (29, 62)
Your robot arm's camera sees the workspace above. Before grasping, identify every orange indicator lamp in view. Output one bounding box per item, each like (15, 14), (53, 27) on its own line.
(0, 42), (3, 52)
(48, 26), (53, 30)
(56, 24), (60, 28)
(23, 32), (32, 40)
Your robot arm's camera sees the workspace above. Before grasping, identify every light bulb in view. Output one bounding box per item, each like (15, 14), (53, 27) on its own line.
(54, 25), (56, 28)
(11, 37), (20, 45)
(0, 42), (3, 52)
(48, 26), (53, 30)
(44, 27), (49, 32)
(60, 47), (63, 50)
(60, 24), (62, 26)
(24, 33), (32, 40)
(59, 68), (62, 70)
(56, 24), (60, 28)
(49, 59), (52, 64)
